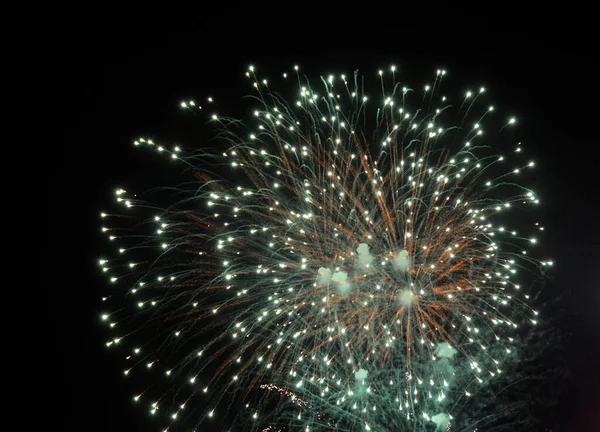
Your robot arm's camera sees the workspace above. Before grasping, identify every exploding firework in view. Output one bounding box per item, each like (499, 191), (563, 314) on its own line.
(98, 65), (552, 431)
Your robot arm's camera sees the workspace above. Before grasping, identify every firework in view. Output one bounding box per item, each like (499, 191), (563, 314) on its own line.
(98, 65), (552, 431)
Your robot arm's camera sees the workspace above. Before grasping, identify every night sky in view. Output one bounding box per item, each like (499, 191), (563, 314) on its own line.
(50, 20), (599, 431)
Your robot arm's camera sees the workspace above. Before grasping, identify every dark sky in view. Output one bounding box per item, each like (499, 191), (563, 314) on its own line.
(50, 18), (599, 432)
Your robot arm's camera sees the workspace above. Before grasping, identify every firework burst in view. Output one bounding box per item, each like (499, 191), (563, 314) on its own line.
(98, 65), (552, 431)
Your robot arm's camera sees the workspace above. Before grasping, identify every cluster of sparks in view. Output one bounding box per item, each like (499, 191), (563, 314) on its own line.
(98, 65), (552, 431)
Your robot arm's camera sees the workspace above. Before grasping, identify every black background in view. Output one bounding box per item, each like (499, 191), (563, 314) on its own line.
(48, 14), (599, 431)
